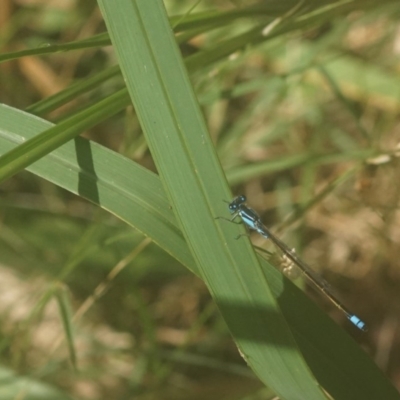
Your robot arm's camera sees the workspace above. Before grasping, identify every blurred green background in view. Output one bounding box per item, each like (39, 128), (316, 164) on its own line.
(1, 0), (400, 398)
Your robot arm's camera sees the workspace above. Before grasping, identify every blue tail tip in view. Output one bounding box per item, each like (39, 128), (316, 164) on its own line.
(350, 315), (368, 332)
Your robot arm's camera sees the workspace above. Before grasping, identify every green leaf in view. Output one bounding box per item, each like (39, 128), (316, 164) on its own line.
(96, 1), (328, 399)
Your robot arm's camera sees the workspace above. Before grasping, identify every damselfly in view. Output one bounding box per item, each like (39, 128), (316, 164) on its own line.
(223, 195), (367, 331)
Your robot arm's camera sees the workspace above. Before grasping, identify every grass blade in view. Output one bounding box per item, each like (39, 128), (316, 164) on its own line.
(97, 1), (328, 398)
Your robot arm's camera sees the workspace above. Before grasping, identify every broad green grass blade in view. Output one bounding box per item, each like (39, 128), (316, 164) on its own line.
(0, 104), (191, 269)
(97, 1), (325, 398)
(0, 104), (398, 399)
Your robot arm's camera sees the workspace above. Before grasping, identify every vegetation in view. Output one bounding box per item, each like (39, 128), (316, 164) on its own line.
(1, 0), (400, 398)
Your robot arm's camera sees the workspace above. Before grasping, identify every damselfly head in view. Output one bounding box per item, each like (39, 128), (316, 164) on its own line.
(228, 195), (247, 212)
